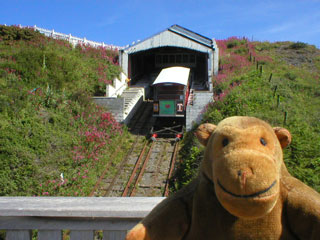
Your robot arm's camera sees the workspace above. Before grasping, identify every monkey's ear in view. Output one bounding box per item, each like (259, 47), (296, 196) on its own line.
(273, 127), (291, 149)
(195, 123), (217, 146)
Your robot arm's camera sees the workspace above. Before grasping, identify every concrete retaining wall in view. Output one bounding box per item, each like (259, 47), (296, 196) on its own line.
(186, 91), (213, 131)
(92, 97), (125, 122)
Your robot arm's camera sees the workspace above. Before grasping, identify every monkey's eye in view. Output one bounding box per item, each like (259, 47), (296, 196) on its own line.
(222, 138), (229, 147)
(260, 138), (267, 146)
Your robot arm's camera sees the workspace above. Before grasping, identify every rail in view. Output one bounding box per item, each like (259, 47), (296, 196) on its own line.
(0, 197), (164, 240)
(164, 142), (179, 197)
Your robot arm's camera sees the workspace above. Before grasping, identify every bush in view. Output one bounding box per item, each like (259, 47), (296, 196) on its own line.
(227, 39), (239, 48)
(0, 25), (44, 41)
(289, 42), (307, 50)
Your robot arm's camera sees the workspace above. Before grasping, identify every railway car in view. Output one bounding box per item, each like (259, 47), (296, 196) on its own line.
(152, 66), (191, 118)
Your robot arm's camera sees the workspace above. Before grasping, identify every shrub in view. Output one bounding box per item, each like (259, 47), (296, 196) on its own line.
(227, 39), (239, 48)
(0, 25), (44, 41)
(289, 42), (307, 50)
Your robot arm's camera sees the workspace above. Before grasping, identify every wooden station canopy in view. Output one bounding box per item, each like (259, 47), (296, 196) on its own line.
(119, 25), (219, 91)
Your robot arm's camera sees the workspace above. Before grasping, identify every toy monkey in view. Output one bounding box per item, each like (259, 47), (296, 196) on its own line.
(126, 116), (320, 240)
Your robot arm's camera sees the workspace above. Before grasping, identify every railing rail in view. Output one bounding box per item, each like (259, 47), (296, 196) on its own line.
(0, 197), (164, 240)
(8, 24), (123, 50)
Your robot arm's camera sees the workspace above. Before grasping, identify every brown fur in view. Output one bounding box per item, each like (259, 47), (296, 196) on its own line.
(126, 116), (320, 240)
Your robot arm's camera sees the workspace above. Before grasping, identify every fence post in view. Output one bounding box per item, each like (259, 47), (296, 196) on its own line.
(43, 54), (46, 69)
(268, 73), (273, 82)
(283, 111), (287, 125)
(277, 95), (280, 108)
(273, 85), (278, 97)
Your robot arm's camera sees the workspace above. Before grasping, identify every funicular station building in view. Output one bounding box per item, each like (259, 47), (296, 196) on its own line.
(120, 24), (218, 90)
(94, 24), (219, 129)
(119, 24), (219, 130)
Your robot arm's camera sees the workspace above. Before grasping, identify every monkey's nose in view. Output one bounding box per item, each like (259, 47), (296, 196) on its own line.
(237, 168), (253, 189)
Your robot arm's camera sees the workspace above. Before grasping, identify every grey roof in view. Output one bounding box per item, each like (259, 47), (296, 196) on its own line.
(168, 25), (213, 48)
(123, 24), (215, 51)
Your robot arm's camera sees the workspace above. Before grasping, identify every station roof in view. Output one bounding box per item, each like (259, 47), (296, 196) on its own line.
(168, 25), (213, 48)
(152, 67), (190, 86)
(122, 24), (216, 54)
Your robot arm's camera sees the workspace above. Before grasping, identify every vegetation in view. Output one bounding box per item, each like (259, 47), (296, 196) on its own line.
(0, 25), (131, 196)
(173, 38), (320, 193)
(1, 25), (319, 197)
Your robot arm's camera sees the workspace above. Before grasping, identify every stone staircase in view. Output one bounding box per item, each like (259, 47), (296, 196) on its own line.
(121, 87), (144, 118)
(92, 87), (144, 124)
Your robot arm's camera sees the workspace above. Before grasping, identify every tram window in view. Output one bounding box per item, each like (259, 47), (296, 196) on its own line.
(176, 55), (182, 63)
(156, 55), (161, 64)
(190, 55), (195, 63)
(183, 54), (188, 63)
(163, 55), (168, 64)
(169, 55), (175, 63)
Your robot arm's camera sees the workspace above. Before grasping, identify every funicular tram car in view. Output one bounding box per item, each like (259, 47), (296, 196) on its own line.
(151, 66), (191, 140)
(152, 66), (191, 117)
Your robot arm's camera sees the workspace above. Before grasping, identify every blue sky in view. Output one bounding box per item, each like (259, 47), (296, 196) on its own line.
(1, 0), (320, 48)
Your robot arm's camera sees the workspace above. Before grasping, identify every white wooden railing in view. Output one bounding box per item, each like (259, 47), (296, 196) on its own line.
(32, 25), (122, 50)
(0, 197), (164, 240)
(11, 24), (123, 50)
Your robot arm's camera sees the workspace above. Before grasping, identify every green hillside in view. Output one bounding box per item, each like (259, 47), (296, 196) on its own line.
(1, 26), (319, 196)
(0, 25), (132, 196)
(174, 38), (320, 192)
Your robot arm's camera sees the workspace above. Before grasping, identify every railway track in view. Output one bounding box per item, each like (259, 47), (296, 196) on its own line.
(89, 101), (180, 197)
(103, 138), (179, 197)
(121, 138), (179, 197)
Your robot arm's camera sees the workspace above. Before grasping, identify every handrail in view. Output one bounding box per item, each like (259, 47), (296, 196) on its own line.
(0, 197), (164, 240)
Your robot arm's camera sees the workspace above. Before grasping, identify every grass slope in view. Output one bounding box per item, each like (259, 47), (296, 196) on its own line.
(0, 25), (132, 196)
(173, 38), (320, 193)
